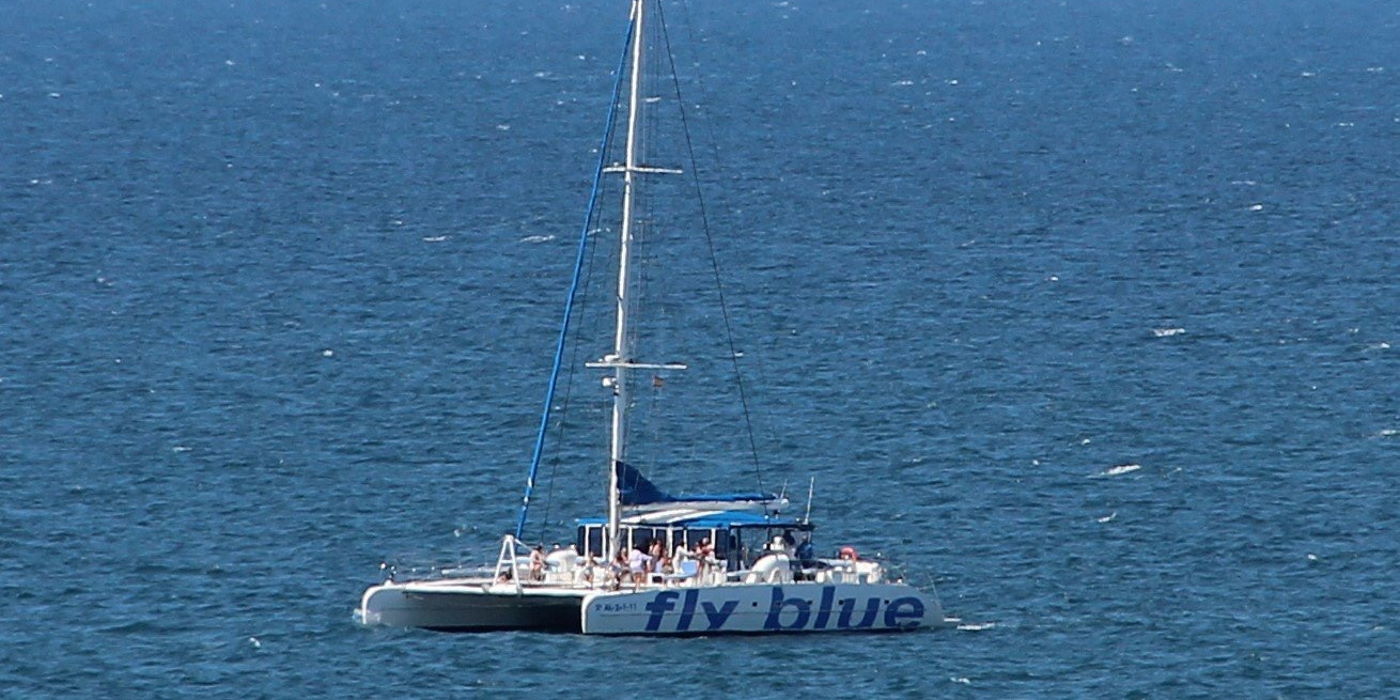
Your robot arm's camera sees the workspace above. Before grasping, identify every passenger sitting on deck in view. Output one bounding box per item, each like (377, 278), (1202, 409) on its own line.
(692, 537), (715, 574)
(693, 537), (714, 560)
(610, 550), (628, 589)
(838, 546), (859, 562)
(769, 535), (790, 555)
(529, 545), (546, 581)
(655, 554), (673, 583)
(579, 553), (597, 584)
(628, 544), (653, 586)
(647, 539), (667, 582)
(795, 535), (815, 565)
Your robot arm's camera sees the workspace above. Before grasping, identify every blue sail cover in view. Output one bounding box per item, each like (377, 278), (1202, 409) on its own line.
(616, 462), (774, 506)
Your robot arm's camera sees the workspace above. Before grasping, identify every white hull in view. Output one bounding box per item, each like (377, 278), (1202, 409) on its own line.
(582, 582), (941, 635)
(359, 580), (588, 633)
(360, 577), (941, 635)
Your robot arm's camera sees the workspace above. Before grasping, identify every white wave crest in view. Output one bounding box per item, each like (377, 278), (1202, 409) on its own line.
(955, 621), (996, 631)
(1100, 464), (1141, 477)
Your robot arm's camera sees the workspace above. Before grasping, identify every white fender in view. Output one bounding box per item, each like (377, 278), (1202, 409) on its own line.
(855, 560), (884, 584)
(545, 549), (577, 571)
(745, 554), (793, 584)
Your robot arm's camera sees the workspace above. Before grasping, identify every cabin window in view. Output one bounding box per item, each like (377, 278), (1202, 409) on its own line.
(728, 530), (744, 567)
(682, 528), (715, 552)
(577, 526), (603, 558)
(623, 526), (666, 552)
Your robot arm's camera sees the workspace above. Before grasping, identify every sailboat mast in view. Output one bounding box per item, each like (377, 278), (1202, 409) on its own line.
(607, 0), (647, 558)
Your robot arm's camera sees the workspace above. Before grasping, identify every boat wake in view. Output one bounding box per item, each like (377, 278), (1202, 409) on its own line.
(1094, 464), (1142, 478)
(949, 619), (996, 631)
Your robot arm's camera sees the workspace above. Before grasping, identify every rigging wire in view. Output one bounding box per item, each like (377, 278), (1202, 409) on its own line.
(515, 17), (636, 541)
(619, 11), (667, 475)
(671, 0), (785, 463)
(535, 161), (615, 544)
(654, 0), (765, 494)
(537, 66), (633, 542)
(629, 14), (664, 477)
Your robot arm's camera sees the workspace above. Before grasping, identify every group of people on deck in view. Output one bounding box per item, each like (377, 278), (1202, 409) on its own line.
(514, 531), (839, 588)
(599, 536), (716, 589)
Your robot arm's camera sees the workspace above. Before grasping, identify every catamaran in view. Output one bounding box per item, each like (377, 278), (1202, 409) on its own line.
(358, 0), (944, 635)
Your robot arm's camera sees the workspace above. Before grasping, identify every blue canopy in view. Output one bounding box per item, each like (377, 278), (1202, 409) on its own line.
(577, 509), (808, 529)
(616, 461), (774, 506)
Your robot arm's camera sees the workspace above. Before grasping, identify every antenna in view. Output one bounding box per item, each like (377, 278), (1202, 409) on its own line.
(803, 476), (815, 524)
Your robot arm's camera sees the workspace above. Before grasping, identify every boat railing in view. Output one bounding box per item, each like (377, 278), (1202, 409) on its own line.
(493, 535), (526, 594)
(383, 549), (895, 589)
(376, 559), (498, 583)
(401, 532), (904, 592)
(495, 548), (735, 591)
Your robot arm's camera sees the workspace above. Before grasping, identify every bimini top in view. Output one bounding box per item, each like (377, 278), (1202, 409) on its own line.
(616, 461), (778, 507)
(577, 508), (811, 530)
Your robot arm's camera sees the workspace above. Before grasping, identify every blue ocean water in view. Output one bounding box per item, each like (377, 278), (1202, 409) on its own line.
(2, 0), (1397, 695)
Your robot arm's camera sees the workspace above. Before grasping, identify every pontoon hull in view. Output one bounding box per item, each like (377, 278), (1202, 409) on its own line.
(360, 579), (942, 635)
(359, 582), (586, 632)
(581, 582), (939, 635)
